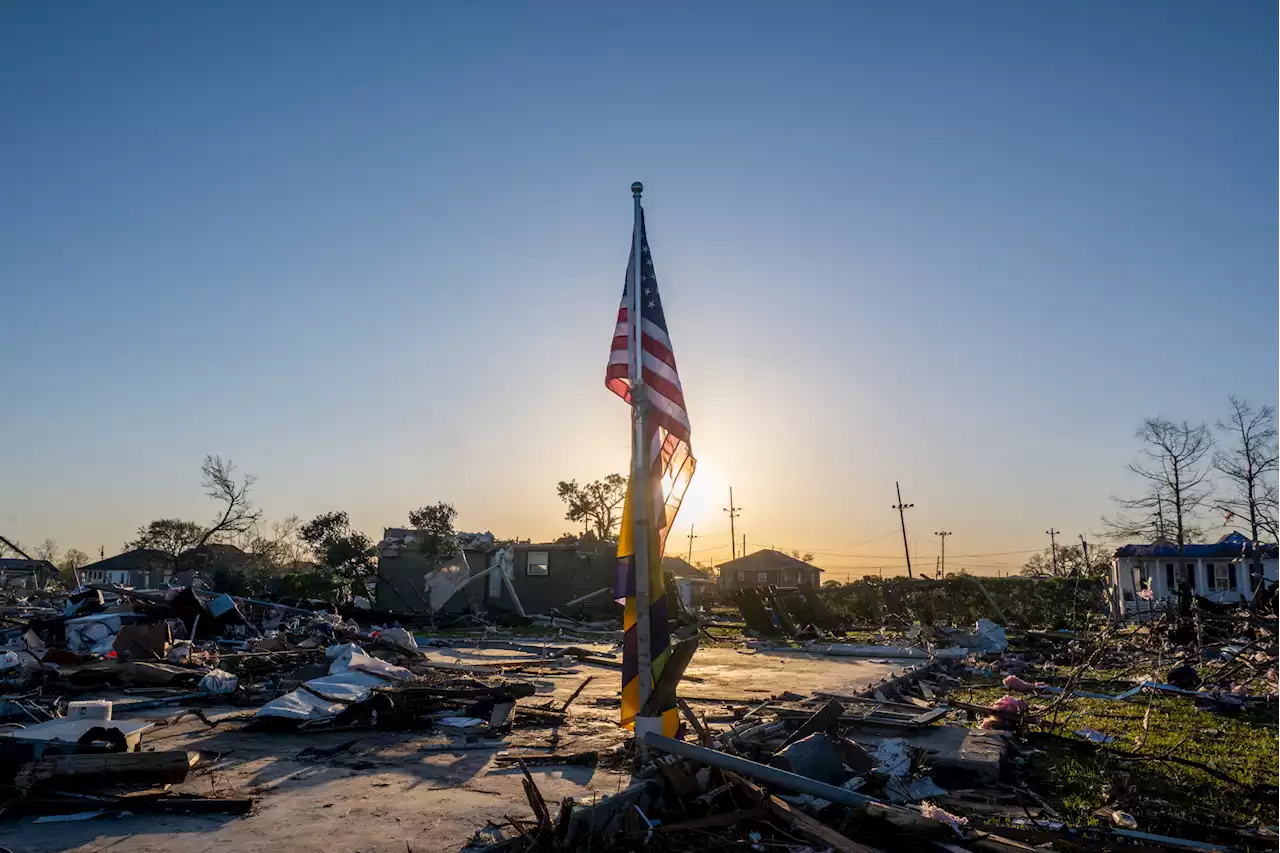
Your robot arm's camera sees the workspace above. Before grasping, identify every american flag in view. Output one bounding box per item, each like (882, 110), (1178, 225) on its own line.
(606, 205), (695, 733)
(605, 209), (696, 551)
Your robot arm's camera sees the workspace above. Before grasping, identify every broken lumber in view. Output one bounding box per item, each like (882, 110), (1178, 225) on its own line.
(726, 771), (885, 853)
(17, 751), (200, 792)
(559, 676), (594, 713)
(776, 698), (844, 751)
(660, 807), (769, 832)
(675, 697), (710, 746)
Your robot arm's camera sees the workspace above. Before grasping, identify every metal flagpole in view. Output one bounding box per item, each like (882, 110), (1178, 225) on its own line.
(628, 181), (653, 725)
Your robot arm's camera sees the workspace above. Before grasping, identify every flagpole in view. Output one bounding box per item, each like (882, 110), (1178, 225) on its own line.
(629, 181), (654, 726)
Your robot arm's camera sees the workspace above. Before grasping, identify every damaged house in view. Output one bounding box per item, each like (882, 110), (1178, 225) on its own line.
(1110, 531), (1278, 614)
(375, 530), (619, 618)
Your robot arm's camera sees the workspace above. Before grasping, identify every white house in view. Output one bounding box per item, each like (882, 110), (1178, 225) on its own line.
(1110, 532), (1278, 615)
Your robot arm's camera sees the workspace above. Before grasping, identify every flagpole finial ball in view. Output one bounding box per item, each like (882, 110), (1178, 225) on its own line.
(631, 182), (644, 196)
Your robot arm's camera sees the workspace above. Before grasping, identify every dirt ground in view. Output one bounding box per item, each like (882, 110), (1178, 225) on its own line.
(2, 645), (907, 853)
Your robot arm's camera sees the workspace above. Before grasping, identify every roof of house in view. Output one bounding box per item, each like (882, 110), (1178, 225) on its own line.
(716, 549), (822, 575)
(662, 556), (711, 579)
(1115, 532), (1278, 559)
(178, 543), (252, 570)
(0, 558), (51, 572)
(80, 548), (173, 573)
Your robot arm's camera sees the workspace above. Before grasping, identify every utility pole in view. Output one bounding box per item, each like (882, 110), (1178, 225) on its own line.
(934, 530), (952, 578)
(724, 488), (741, 560)
(741, 534), (746, 560)
(686, 524), (697, 563)
(1078, 534), (1088, 579)
(892, 482), (914, 578)
(1046, 528), (1060, 575)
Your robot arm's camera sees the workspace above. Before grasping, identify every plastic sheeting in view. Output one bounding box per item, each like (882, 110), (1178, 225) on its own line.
(254, 644), (413, 721)
(969, 618), (1008, 653)
(64, 613), (125, 654)
(423, 551), (472, 613)
(199, 669), (239, 694)
(377, 627), (419, 654)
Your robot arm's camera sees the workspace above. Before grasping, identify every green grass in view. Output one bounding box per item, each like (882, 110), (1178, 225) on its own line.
(957, 676), (1278, 840)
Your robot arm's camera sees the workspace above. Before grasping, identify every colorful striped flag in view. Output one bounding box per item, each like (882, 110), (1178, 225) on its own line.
(605, 206), (696, 732)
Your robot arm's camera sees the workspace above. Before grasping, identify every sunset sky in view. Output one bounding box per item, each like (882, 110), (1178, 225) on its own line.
(2, 2), (1275, 579)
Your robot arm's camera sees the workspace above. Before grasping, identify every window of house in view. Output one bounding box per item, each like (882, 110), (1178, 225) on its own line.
(1228, 564), (1238, 590)
(526, 551), (549, 577)
(1212, 564), (1230, 590)
(736, 571), (745, 581)
(1184, 564), (1195, 584)
(1165, 563), (1174, 588)
(757, 572), (768, 584)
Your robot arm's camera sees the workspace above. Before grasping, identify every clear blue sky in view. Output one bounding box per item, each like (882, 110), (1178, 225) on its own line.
(2, 2), (1275, 577)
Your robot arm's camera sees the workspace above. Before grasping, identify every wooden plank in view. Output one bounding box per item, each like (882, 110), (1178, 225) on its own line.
(725, 771), (886, 853)
(516, 760), (550, 835)
(676, 697), (711, 746)
(661, 807), (769, 832)
(17, 751), (199, 792)
(558, 676), (595, 713)
(776, 699), (845, 751)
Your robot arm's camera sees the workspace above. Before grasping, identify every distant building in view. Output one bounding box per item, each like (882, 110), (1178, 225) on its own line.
(375, 529), (621, 616)
(1110, 532), (1278, 614)
(79, 548), (174, 588)
(716, 549), (823, 593)
(79, 543), (253, 589)
(0, 558), (55, 589)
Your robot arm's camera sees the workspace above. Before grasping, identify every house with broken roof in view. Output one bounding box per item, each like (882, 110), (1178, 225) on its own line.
(375, 530), (620, 618)
(1110, 532), (1278, 614)
(715, 549), (823, 592)
(0, 557), (55, 589)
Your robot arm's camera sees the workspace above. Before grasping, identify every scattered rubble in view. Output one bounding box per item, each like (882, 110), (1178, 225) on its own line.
(0, 575), (1272, 852)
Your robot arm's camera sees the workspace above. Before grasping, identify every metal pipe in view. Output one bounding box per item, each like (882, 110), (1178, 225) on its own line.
(564, 587), (611, 608)
(641, 732), (877, 808)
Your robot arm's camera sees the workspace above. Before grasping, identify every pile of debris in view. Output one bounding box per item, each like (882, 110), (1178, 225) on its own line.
(469, 605), (1278, 853)
(0, 580), (614, 823)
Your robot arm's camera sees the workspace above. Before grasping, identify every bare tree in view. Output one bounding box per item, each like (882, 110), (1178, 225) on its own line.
(233, 515), (306, 572)
(59, 548), (89, 571)
(196, 455), (262, 547)
(32, 538), (59, 564)
(1106, 418), (1214, 559)
(1212, 397), (1278, 543)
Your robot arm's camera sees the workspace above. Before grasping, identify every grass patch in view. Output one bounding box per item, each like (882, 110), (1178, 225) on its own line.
(958, 677), (1278, 839)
